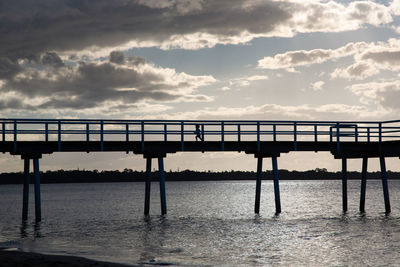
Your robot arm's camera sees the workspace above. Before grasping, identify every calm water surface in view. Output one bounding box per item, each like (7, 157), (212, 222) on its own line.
(1, 180), (400, 266)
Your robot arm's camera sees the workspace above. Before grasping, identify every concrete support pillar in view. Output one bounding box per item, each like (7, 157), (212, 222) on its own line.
(22, 158), (30, 221)
(254, 157), (263, 214)
(380, 157), (391, 214)
(272, 156), (281, 214)
(144, 157), (152, 215)
(342, 158), (348, 213)
(33, 158), (41, 222)
(158, 157), (167, 215)
(360, 157), (368, 213)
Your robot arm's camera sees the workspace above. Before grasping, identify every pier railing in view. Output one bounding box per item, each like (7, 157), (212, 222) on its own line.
(1, 119), (400, 152)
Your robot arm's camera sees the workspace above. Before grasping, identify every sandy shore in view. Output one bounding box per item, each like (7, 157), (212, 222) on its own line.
(0, 248), (137, 267)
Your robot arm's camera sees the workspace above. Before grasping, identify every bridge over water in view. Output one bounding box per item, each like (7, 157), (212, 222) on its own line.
(1, 118), (400, 222)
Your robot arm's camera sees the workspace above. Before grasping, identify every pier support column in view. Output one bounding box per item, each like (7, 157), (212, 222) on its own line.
(342, 158), (348, 213)
(272, 156), (281, 214)
(254, 157), (263, 214)
(360, 157), (368, 213)
(380, 157), (391, 214)
(21, 155), (42, 222)
(22, 158), (30, 221)
(33, 158), (41, 222)
(144, 157), (152, 215)
(158, 157), (167, 215)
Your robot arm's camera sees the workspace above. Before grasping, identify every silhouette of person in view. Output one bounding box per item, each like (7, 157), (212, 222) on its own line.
(195, 124), (203, 141)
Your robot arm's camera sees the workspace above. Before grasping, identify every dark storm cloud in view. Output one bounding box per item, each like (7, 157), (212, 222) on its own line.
(41, 52), (65, 68)
(1, 51), (215, 110)
(0, 0), (283, 112)
(109, 51), (125, 64)
(0, 57), (22, 79)
(0, 0), (290, 60)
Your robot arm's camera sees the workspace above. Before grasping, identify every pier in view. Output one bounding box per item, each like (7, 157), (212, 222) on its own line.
(1, 118), (400, 221)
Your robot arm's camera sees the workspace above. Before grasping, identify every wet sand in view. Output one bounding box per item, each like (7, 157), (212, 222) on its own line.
(0, 248), (136, 267)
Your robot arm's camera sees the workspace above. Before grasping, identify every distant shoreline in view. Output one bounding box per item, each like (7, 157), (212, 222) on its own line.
(1, 169), (400, 184)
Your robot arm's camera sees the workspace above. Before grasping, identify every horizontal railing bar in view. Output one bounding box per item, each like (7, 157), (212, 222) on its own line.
(0, 118), (394, 124)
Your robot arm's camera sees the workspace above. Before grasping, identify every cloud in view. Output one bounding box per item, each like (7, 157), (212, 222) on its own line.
(229, 75), (269, 87)
(259, 38), (400, 80)
(0, 0), (394, 62)
(41, 52), (65, 68)
(0, 0), (290, 59)
(329, 38), (400, 80)
(0, 57), (22, 79)
(137, 0), (205, 14)
(348, 81), (400, 110)
(360, 50), (400, 70)
(331, 62), (380, 80)
(310, 81), (324, 91)
(0, 51), (216, 112)
(391, 0), (400, 15)
(109, 51), (125, 64)
(258, 42), (368, 70)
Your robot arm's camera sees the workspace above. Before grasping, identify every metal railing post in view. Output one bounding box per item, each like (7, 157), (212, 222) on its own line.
(13, 120), (17, 152)
(379, 122), (382, 152)
(126, 123), (129, 142)
(293, 122), (297, 151)
(273, 124), (276, 142)
(336, 122), (340, 153)
(86, 123), (90, 142)
(257, 121), (260, 152)
(355, 125), (358, 142)
(45, 123), (49, 142)
(2, 122), (5, 141)
(314, 124), (317, 143)
(181, 122), (184, 151)
(237, 124), (241, 142)
(367, 127), (370, 142)
(141, 121), (145, 152)
(221, 121), (224, 151)
(58, 120), (61, 152)
(164, 124), (167, 142)
(100, 120), (104, 151)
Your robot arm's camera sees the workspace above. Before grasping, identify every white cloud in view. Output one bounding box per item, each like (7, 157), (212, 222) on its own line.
(329, 38), (400, 80)
(247, 75), (269, 81)
(229, 75), (269, 87)
(331, 62), (380, 80)
(390, 0), (400, 15)
(282, 1), (392, 34)
(258, 42), (368, 70)
(310, 81), (325, 91)
(348, 80), (400, 110)
(259, 38), (400, 81)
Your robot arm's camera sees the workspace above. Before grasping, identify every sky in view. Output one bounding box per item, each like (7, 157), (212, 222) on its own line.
(1, 0), (400, 173)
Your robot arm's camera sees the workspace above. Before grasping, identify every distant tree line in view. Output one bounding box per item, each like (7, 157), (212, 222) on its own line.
(0, 168), (399, 184)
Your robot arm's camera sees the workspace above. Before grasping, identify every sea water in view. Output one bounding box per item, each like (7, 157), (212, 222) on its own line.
(1, 180), (400, 266)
